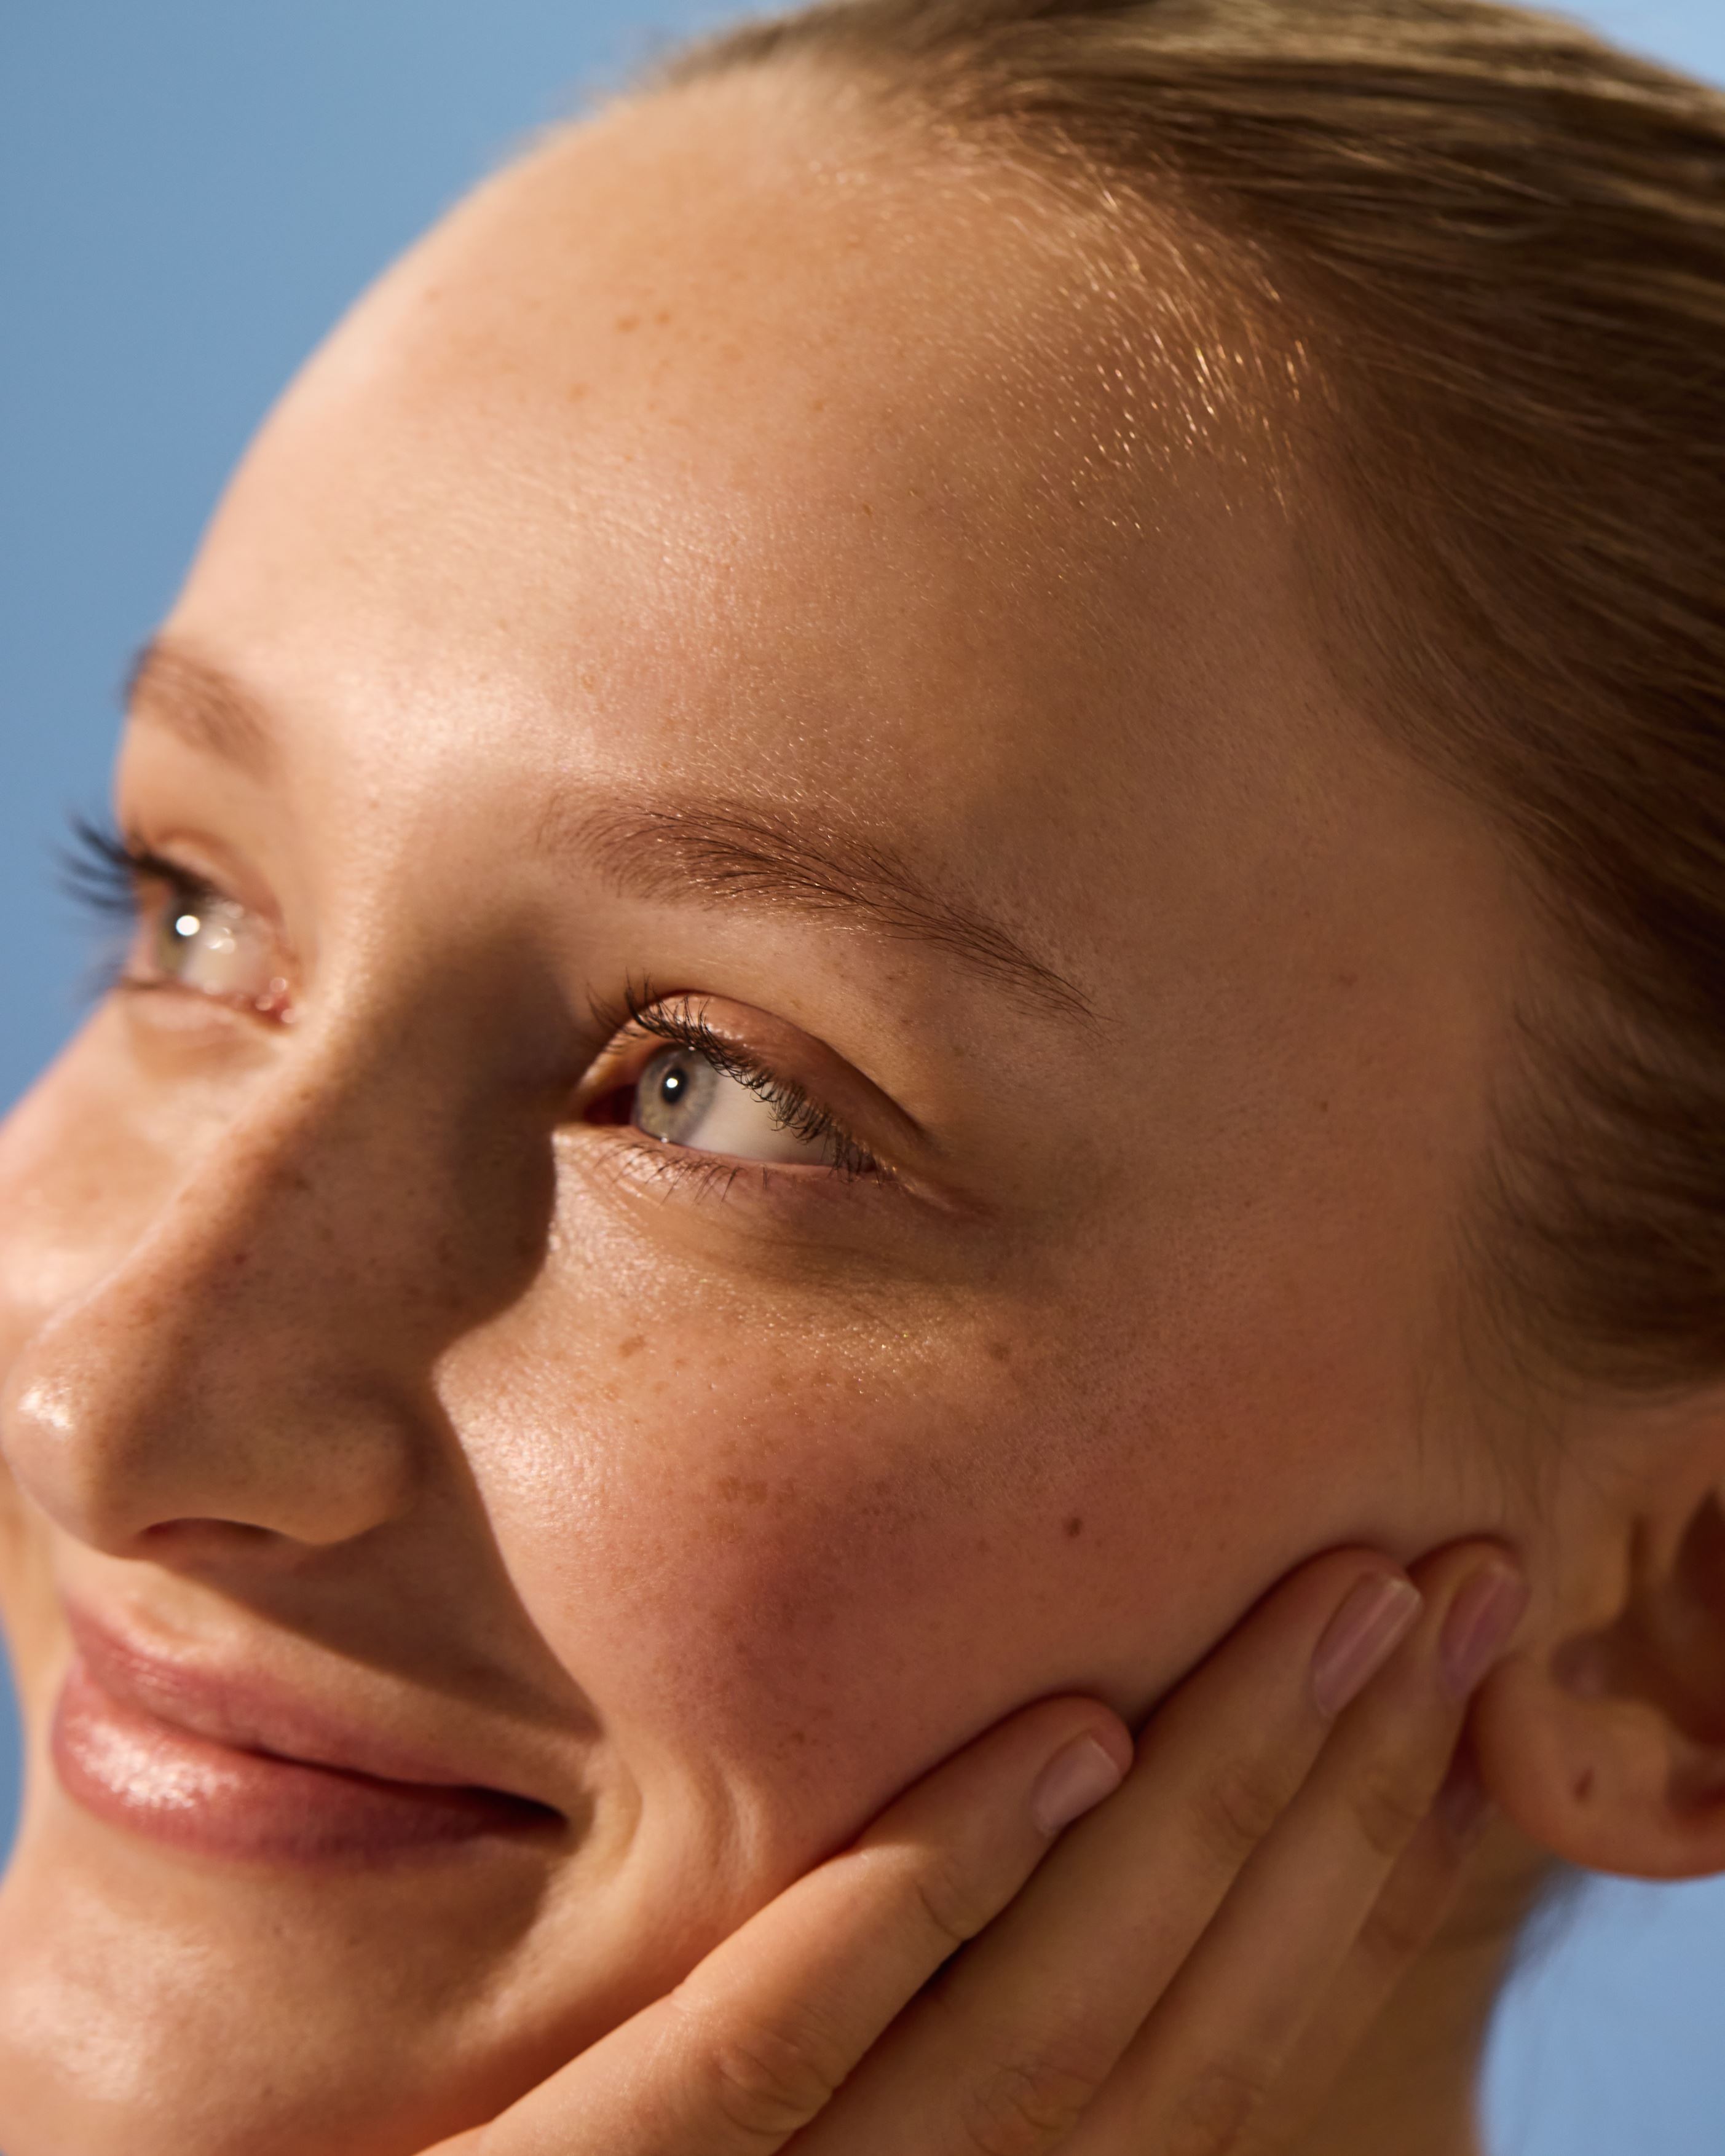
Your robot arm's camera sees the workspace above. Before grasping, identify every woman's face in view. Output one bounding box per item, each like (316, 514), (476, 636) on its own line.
(0, 69), (1539, 2156)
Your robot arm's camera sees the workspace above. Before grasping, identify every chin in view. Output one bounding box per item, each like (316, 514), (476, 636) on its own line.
(0, 1792), (596, 2156)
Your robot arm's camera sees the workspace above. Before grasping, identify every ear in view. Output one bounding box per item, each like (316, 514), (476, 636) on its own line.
(1474, 1411), (1725, 1880)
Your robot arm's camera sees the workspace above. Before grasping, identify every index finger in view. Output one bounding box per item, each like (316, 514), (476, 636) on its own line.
(421, 1696), (1131, 2156)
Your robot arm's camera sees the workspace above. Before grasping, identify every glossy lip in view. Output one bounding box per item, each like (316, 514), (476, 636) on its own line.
(51, 1604), (565, 1867)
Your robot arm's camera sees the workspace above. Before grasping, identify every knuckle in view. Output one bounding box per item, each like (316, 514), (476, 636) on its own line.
(700, 2014), (849, 2144)
(905, 1850), (999, 1955)
(958, 2037), (1115, 2155)
(1355, 1859), (1448, 1972)
(1356, 1892), (1437, 1972)
(1165, 2055), (1279, 2156)
(1347, 1765), (1432, 1863)
(1194, 1752), (1299, 1870)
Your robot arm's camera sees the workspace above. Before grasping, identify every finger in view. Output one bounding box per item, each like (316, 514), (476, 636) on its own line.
(1063, 1544), (1526, 2156)
(801, 1548), (1424, 2156)
(418, 1697), (1131, 2156)
(1247, 1752), (1494, 2152)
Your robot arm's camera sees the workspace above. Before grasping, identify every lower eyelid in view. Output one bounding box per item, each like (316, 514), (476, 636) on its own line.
(590, 1123), (885, 1197)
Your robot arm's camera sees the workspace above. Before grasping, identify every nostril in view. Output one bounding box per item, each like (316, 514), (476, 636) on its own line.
(131, 1517), (355, 1578)
(140, 1519), (282, 1549)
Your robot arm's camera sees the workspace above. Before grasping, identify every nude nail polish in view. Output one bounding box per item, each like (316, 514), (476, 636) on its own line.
(1311, 1573), (1423, 1718)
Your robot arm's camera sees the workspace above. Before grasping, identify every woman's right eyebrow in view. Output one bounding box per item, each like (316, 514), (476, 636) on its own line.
(123, 635), (277, 781)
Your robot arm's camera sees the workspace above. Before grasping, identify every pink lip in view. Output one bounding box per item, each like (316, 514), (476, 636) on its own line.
(52, 1608), (562, 1867)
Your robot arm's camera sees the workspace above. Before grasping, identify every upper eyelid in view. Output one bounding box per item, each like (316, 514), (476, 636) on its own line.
(592, 999), (884, 1178)
(610, 1013), (848, 1131)
(604, 983), (926, 1143)
(62, 819), (215, 918)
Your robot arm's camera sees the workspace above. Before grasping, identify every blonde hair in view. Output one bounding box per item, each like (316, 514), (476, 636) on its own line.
(662, 0), (1725, 1392)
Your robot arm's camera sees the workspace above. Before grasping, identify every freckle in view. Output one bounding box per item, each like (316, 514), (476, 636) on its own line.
(566, 382), (590, 401)
(616, 313), (640, 332)
(1335, 970), (1359, 989)
(987, 1340), (1012, 1363)
(1064, 1515), (1084, 1539)
(1317, 1100), (1330, 1114)
(617, 1334), (646, 1359)
(1575, 1767), (1595, 1802)
(976, 1535), (992, 1555)
(655, 307), (671, 325)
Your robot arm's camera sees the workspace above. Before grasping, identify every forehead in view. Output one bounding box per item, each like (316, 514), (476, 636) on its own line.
(162, 66), (1485, 1020)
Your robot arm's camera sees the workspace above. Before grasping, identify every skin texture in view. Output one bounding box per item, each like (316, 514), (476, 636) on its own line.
(1, 61), (1722, 2156)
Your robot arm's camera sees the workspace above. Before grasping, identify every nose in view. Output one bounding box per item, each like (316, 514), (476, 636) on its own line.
(0, 1029), (526, 1562)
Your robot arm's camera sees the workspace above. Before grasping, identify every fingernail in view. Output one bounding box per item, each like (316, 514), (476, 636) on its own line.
(1031, 1734), (1127, 1836)
(1440, 1562), (1529, 1700)
(1311, 1573), (1423, 1720)
(1435, 1752), (1495, 1844)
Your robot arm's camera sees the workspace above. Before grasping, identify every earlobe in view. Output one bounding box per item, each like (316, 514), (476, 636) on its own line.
(1473, 1487), (1725, 1881)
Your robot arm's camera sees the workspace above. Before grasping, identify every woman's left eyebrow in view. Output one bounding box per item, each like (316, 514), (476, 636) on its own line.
(556, 795), (1098, 1027)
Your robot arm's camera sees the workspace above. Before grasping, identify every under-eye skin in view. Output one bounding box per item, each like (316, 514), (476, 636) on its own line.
(65, 815), (293, 1021)
(582, 988), (885, 1186)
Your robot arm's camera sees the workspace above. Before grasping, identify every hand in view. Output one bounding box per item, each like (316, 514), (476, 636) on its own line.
(422, 1540), (1525, 2156)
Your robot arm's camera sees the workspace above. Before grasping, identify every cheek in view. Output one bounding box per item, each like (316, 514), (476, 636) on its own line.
(455, 1311), (1059, 1811)
(447, 1262), (1403, 1871)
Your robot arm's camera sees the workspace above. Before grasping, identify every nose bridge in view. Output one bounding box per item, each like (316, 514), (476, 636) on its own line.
(175, 1033), (451, 1328)
(4, 1013), (507, 1556)
(132, 1010), (472, 1363)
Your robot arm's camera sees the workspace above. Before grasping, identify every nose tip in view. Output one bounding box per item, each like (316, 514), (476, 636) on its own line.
(0, 996), (543, 1571)
(0, 1286), (420, 1562)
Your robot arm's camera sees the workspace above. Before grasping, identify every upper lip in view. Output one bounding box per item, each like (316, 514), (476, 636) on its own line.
(65, 1600), (569, 1817)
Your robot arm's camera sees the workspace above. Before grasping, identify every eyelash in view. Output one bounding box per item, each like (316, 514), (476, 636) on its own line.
(591, 982), (883, 1184)
(64, 814), (213, 920)
(62, 814), (218, 993)
(63, 817), (883, 1189)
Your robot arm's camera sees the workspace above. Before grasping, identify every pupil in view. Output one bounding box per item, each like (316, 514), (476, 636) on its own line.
(658, 1061), (689, 1106)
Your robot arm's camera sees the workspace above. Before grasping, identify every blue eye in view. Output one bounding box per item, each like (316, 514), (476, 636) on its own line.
(631, 1045), (852, 1166)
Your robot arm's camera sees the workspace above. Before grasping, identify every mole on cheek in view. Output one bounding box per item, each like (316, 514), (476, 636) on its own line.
(1064, 1514), (1085, 1539)
(616, 1334), (646, 1359)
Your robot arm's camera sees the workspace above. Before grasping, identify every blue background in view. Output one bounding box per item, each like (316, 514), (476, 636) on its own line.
(2, 4), (1723, 2147)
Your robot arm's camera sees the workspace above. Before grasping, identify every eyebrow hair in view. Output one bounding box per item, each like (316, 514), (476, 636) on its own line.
(118, 636), (1094, 1024)
(562, 798), (1096, 1024)
(123, 636), (277, 779)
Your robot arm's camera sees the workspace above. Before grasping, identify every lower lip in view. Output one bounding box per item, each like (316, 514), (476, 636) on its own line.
(52, 1658), (555, 1867)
